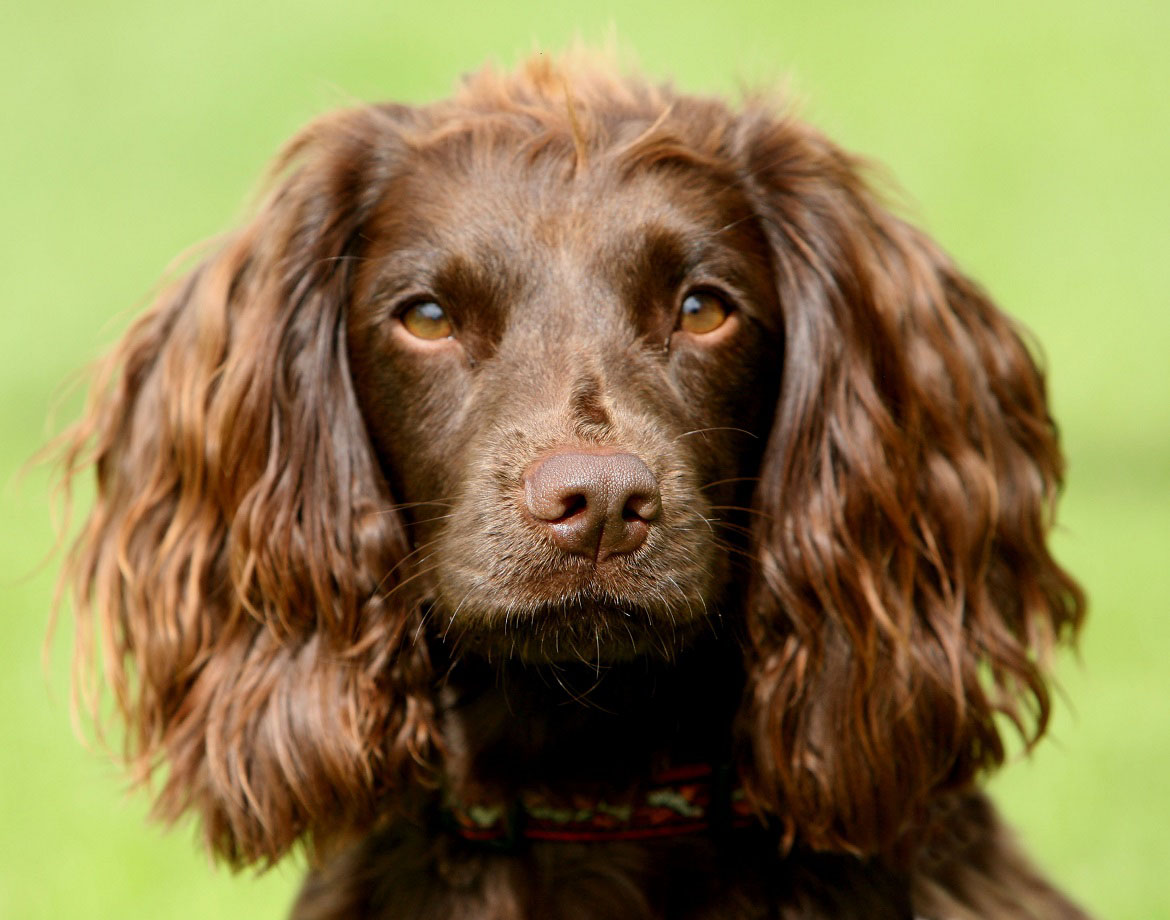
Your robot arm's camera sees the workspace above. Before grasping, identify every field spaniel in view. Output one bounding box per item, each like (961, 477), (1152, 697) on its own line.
(59, 55), (1089, 918)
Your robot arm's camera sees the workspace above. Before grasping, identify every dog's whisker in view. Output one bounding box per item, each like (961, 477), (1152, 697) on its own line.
(673, 426), (759, 442)
(440, 586), (479, 642)
(374, 552), (439, 594)
(405, 511), (458, 528)
(710, 536), (760, 564)
(381, 538), (445, 583)
(710, 518), (754, 538)
(707, 504), (777, 522)
(374, 499), (456, 516)
(699, 476), (762, 491)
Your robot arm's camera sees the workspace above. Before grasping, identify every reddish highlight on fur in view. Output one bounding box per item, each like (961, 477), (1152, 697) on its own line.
(733, 117), (1084, 854)
(54, 53), (1087, 917)
(57, 107), (443, 864)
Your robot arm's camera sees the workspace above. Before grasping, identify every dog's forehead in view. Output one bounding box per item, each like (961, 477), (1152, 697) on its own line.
(396, 146), (733, 263)
(359, 137), (770, 337)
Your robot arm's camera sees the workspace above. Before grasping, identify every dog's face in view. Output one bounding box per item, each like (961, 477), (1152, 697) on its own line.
(347, 139), (784, 661)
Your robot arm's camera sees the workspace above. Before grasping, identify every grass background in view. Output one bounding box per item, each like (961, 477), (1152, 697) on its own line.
(2, 1), (1167, 917)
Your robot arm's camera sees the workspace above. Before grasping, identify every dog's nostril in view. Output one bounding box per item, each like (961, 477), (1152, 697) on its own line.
(524, 478), (600, 524)
(622, 493), (660, 523)
(557, 492), (589, 521)
(522, 450), (661, 561)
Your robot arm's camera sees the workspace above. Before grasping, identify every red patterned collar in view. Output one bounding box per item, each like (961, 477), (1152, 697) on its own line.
(442, 763), (756, 845)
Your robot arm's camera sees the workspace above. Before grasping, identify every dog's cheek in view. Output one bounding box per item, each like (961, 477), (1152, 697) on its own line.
(668, 337), (780, 493)
(347, 334), (474, 512)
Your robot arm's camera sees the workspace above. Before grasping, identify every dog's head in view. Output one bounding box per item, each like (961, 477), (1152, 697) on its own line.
(58, 57), (1082, 864)
(347, 73), (784, 664)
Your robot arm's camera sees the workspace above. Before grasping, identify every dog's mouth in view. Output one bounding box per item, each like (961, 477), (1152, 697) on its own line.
(427, 555), (720, 663)
(433, 594), (713, 663)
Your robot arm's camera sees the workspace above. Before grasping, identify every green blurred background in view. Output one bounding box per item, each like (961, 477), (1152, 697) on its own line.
(2, 1), (1167, 917)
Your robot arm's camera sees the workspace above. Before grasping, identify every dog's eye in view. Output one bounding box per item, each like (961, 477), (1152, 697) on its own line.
(401, 301), (454, 340)
(678, 290), (730, 335)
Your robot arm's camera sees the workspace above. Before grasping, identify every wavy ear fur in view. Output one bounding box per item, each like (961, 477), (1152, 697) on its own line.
(58, 106), (435, 866)
(735, 111), (1084, 855)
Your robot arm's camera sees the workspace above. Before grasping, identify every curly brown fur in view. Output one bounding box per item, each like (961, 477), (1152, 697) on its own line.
(57, 54), (1088, 917)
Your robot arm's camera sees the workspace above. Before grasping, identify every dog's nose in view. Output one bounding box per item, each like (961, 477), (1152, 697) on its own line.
(523, 450), (662, 561)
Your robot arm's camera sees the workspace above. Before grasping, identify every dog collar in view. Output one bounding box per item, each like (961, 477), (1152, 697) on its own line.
(442, 763), (756, 845)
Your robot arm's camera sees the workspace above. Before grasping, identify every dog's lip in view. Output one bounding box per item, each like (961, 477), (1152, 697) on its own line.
(470, 561), (665, 606)
(432, 574), (712, 630)
(443, 585), (664, 619)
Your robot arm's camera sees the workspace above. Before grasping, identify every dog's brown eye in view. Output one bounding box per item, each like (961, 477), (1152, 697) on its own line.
(401, 301), (453, 340)
(678, 291), (730, 335)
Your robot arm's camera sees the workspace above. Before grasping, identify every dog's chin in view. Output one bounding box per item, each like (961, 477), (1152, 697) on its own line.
(434, 598), (709, 665)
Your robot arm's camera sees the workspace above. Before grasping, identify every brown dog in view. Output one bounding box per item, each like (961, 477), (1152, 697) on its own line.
(59, 55), (1088, 918)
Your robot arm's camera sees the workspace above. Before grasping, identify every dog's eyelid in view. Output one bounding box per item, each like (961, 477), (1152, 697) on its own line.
(681, 282), (736, 303)
(393, 294), (439, 311)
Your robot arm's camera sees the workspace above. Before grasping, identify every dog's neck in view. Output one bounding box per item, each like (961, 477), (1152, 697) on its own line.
(435, 637), (744, 802)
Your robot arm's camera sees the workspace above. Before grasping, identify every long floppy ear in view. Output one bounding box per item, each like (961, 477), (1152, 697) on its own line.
(57, 106), (435, 866)
(734, 111), (1085, 856)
